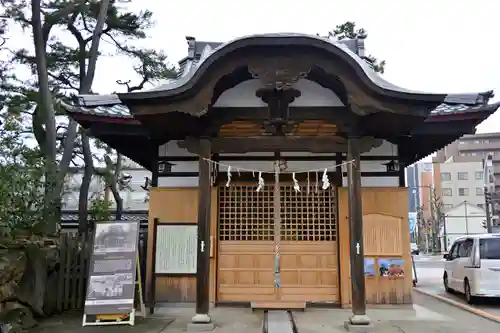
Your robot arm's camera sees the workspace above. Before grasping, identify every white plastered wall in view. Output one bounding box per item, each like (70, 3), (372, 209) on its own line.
(157, 78), (400, 188)
(157, 140), (399, 188)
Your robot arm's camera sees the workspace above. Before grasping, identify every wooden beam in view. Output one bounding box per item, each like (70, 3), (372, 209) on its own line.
(411, 120), (481, 135)
(158, 154), (399, 162)
(158, 171), (399, 179)
(178, 136), (383, 154)
(214, 171), (338, 183)
(88, 122), (149, 136)
(194, 138), (212, 322)
(347, 137), (371, 326)
(206, 106), (358, 132)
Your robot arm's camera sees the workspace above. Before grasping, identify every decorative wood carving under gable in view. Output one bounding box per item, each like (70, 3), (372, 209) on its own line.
(177, 135), (383, 154)
(129, 51), (429, 119)
(247, 57), (313, 90)
(293, 120), (338, 137)
(217, 120), (339, 138)
(219, 121), (264, 137)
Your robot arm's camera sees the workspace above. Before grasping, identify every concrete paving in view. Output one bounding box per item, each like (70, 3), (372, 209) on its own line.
(294, 292), (500, 332)
(414, 262), (500, 321)
(28, 292), (500, 333)
(28, 316), (174, 333)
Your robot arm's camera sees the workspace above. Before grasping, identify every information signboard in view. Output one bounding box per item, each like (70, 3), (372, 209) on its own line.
(84, 220), (140, 316)
(155, 225), (197, 274)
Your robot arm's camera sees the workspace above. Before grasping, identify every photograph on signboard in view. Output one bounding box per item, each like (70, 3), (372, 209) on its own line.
(92, 258), (134, 274)
(93, 222), (139, 254)
(364, 257), (376, 277)
(378, 258), (404, 277)
(87, 273), (134, 298)
(155, 225), (197, 274)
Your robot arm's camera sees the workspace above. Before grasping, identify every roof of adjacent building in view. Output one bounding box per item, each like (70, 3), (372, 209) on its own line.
(460, 132), (500, 140)
(61, 210), (148, 222)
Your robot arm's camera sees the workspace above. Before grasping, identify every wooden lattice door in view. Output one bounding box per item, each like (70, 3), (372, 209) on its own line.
(218, 185), (276, 302)
(279, 184), (339, 303)
(217, 183), (338, 304)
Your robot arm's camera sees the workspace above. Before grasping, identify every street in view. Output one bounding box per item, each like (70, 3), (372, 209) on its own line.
(414, 254), (500, 320)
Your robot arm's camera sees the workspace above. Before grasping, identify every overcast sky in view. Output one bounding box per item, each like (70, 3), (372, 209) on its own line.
(96, 0), (500, 134)
(4, 0), (500, 134)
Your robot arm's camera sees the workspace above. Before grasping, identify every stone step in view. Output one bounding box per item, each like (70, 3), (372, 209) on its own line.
(265, 310), (295, 333)
(251, 301), (305, 310)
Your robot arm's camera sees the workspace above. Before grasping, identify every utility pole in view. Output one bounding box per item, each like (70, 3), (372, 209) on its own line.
(485, 191), (493, 233)
(483, 153), (494, 233)
(442, 209), (448, 252)
(429, 186), (439, 253)
(464, 201), (469, 235)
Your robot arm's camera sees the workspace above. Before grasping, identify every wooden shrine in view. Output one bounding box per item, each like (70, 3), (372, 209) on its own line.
(65, 33), (499, 329)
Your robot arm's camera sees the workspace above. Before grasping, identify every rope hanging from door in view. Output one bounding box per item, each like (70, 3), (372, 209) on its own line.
(273, 160), (281, 288)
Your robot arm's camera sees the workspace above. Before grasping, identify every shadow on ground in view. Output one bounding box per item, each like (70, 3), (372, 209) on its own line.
(27, 313), (173, 333)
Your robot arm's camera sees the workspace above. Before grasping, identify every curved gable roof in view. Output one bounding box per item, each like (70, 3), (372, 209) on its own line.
(79, 33), (491, 106)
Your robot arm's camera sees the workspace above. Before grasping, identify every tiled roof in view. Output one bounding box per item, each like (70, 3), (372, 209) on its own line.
(61, 210), (148, 222)
(146, 33), (467, 99)
(429, 101), (500, 116)
(63, 102), (498, 119)
(64, 102), (133, 118)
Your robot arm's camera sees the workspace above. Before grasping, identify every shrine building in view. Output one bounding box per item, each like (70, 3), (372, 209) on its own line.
(65, 34), (499, 328)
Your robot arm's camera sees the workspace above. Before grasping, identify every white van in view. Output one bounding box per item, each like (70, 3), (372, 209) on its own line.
(443, 234), (500, 304)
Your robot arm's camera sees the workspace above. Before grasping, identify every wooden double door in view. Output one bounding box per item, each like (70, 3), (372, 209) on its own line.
(217, 184), (339, 304)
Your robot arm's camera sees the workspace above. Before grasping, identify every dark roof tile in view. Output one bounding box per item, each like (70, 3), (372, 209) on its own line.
(64, 102), (498, 119)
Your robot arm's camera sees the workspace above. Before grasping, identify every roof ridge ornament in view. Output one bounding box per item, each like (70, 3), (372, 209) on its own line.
(248, 57), (312, 90)
(186, 36), (196, 59)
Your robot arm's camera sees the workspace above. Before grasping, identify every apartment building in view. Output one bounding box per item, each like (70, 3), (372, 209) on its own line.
(438, 161), (485, 211)
(434, 132), (500, 191)
(417, 162), (435, 220)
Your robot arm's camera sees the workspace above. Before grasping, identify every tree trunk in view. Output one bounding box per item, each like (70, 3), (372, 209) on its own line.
(76, 0), (112, 233)
(78, 133), (94, 233)
(112, 153), (124, 220)
(31, 0), (60, 234)
(417, 223), (425, 252)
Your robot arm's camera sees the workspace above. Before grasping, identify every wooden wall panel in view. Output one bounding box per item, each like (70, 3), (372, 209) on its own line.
(146, 187), (218, 304)
(363, 214), (403, 256)
(338, 187), (411, 307)
(155, 276), (196, 302)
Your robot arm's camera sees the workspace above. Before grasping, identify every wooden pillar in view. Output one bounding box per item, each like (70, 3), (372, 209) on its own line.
(334, 153), (343, 187)
(192, 138), (213, 326)
(147, 148), (158, 315)
(397, 145), (405, 187)
(346, 137), (372, 329)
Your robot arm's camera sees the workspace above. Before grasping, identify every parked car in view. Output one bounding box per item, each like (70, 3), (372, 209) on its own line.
(443, 234), (500, 304)
(411, 242), (419, 255)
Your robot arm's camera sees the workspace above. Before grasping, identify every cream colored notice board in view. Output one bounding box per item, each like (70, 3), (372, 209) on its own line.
(155, 225), (197, 274)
